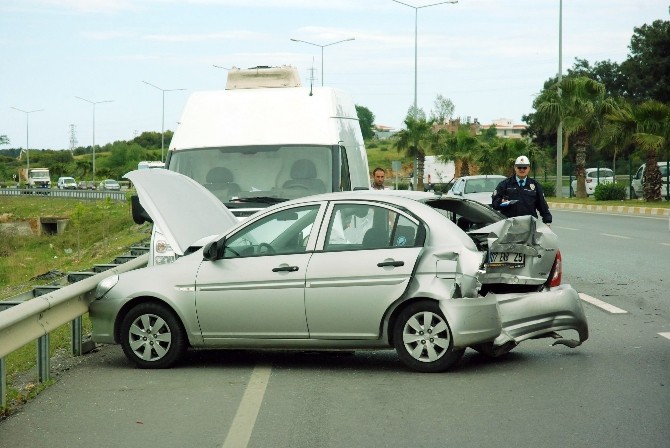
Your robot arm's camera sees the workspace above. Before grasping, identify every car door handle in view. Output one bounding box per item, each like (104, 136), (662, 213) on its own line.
(377, 261), (404, 267)
(272, 266), (299, 272)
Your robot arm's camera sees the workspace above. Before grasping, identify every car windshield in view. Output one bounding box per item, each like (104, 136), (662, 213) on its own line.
(167, 145), (335, 204)
(464, 178), (500, 194)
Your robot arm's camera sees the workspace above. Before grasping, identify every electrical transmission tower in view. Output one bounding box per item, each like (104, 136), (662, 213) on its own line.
(69, 124), (78, 154)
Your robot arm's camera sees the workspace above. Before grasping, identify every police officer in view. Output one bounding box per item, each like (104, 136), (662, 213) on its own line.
(492, 155), (552, 225)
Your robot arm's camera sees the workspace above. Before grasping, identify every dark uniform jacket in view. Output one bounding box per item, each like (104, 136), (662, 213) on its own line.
(492, 176), (552, 224)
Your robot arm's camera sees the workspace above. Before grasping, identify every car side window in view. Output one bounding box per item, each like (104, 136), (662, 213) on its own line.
(324, 204), (420, 251)
(224, 205), (320, 258)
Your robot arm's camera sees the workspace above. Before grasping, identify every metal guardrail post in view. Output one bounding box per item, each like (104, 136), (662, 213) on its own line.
(1, 357), (6, 409)
(72, 316), (82, 356)
(37, 334), (50, 383)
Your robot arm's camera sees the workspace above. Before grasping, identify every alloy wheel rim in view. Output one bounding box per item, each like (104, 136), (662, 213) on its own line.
(128, 313), (172, 361)
(402, 311), (450, 363)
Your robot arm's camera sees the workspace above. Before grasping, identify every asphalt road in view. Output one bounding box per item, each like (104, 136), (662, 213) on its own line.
(1, 209), (669, 448)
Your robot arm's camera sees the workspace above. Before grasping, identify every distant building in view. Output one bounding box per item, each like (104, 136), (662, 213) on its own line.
(373, 124), (397, 140)
(478, 118), (527, 139)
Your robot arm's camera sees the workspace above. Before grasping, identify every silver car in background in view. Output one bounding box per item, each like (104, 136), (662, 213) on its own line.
(90, 170), (588, 373)
(445, 174), (506, 205)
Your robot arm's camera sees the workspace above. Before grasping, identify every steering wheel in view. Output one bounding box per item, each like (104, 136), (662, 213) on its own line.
(258, 243), (276, 254)
(288, 184), (310, 190)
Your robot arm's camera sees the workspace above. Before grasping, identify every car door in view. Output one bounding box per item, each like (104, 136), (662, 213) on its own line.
(304, 202), (423, 339)
(194, 204), (323, 341)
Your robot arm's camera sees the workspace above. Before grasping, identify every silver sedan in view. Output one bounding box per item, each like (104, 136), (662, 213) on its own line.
(90, 170), (588, 373)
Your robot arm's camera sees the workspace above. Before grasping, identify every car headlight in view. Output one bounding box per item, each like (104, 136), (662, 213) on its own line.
(95, 274), (119, 299)
(153, 227), (177, 265)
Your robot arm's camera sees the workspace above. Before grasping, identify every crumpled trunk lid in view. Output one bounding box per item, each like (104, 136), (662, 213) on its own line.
(468, 215), (557, 288)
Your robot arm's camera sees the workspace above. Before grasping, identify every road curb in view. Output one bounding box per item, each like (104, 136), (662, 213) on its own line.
(548, 202), (670, 216)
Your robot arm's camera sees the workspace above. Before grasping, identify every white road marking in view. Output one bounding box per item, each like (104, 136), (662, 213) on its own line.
(579, 293), (628, 314)
(659, 333), (670, 341)
(222, 364), (272, 448)
(552, 226), (579, 231)
(661, 243), (670, 247)
(600, 233), (630, 239)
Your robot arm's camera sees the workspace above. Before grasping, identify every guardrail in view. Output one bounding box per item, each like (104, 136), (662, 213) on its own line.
(0, 251), (149, 410)
(0, 187), (127, 201)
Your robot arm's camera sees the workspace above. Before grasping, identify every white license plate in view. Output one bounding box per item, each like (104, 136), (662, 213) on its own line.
(488, 252), (525, 267)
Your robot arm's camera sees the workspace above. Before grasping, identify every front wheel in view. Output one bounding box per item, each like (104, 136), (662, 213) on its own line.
(120, 302), (187, 369)
(393, 301), (464, 373)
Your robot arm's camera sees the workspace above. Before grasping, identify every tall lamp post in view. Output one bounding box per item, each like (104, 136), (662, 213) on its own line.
(556, 0), (564, 198)
(10, 106), (44, 176)
(75, 96), (114, 184)
(289, 37), (355, 86)
(392, 0), (458, 190)
(142, 81), (186, 162)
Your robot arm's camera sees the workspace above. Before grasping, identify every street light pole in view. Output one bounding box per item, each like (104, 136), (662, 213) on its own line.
(10, 107), (44, 176)
(142, 81), (186, 162)
(75, 96), (113, 184)
(290, 37), (355, 86)
(392, 0), (458, 190)
(556, 0), (564, 198)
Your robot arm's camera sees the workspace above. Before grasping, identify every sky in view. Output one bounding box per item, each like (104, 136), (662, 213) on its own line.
(1, 0), (668, 151)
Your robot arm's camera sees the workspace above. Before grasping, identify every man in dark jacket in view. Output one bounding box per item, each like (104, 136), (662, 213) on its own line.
(492, 155), (552, 225)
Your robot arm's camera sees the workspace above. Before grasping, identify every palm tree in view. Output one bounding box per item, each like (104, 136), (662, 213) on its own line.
(437, 125), (481, 176)
(394, 116), (436, 190)
(534, 76), (611, 198)
(606, 100), (670, 201)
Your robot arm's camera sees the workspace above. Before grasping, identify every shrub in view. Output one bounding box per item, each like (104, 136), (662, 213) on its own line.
(539, 181), (555, 197)
(594, 182), (627, 200)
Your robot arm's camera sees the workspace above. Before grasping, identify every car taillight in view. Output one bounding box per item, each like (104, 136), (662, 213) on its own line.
(548, 250), (562, 287)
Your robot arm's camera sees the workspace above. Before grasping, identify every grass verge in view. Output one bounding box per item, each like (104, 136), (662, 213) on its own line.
(1, 195), (151, 418)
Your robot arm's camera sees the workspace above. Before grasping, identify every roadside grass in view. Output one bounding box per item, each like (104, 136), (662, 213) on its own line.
(1, 195), (151, 416)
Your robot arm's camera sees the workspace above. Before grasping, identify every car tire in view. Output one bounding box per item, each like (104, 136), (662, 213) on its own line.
(120, 302), (187, 369)
(393, 300), (464, 373)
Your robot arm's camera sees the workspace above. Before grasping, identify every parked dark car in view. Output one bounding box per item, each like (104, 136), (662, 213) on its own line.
(78, 181), (96, 190)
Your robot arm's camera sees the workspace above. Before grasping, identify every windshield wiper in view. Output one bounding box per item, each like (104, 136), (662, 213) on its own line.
(231, 196), (288, 204)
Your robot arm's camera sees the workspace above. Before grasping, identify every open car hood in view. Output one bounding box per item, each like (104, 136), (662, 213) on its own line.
(124, 169), (239, 255)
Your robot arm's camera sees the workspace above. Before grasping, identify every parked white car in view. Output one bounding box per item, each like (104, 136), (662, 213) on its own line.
(571, 168), (614, 196)
(631, 162), (669, 199)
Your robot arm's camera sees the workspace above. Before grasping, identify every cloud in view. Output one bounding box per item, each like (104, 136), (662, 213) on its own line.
(142, 30), (263, 42)
(37, 0), (138, 13)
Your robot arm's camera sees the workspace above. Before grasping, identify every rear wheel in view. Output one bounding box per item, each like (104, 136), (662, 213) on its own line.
(393, 301), (464, 373)
(120, 302), (187, 369)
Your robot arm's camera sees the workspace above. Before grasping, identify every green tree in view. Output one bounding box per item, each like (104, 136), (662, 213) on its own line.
(132, 131), (163, 149)
(569, 58), (627, 98)
(355, 105), (375, 140)
(393, 115), (436, 190)
(0, 135), (9, 146)
(606, 100), (670, 201)
(621, 20), (670, 104)
(533, 76), (611, 198)
(429, 94), (455, 124)
(437, 125), (481, 176)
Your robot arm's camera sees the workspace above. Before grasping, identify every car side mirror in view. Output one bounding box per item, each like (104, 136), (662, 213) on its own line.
(131, 195), (152, 224)
(203, 238), (225, 261)
(202, 240), (218, 261)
